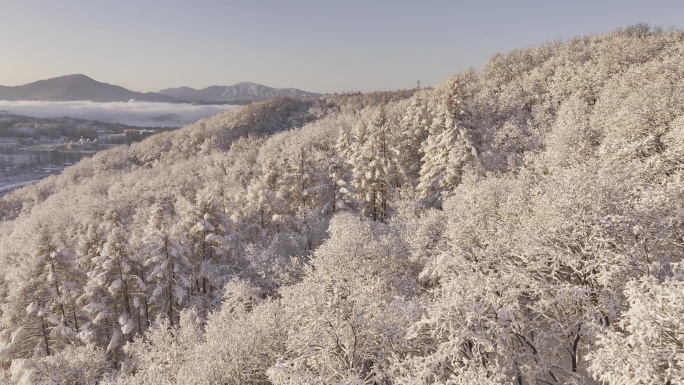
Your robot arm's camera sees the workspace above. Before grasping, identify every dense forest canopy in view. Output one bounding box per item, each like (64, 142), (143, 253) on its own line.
(1, 24), (684, 384)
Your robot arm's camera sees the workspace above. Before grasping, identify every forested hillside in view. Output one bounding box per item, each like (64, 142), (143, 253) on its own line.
(1, 24), (683, 384)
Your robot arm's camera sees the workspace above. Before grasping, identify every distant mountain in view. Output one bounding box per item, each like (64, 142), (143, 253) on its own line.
(159, 82), (321, 103)
(0, 75), (321, 104)
(0, 74), (181, 103)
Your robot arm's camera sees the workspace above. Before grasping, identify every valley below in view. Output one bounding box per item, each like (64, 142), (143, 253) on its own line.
(0, 97), (245, 194)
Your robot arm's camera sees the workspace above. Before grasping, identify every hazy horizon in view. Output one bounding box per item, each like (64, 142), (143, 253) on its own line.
(0, 100), (237, 127)
(2, 1), (683, 94)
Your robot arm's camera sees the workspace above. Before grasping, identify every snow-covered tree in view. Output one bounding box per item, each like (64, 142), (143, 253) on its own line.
(588, 274), (684, 385)
(79, 209), (141, 355)
(417, 78), (479, 206)
(137, 203), (193, 326)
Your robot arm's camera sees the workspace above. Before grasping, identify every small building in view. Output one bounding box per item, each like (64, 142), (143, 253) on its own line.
(98, 133), (127, 143)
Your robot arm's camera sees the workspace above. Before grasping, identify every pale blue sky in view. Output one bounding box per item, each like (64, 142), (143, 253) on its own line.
(1, 1), (682, 93)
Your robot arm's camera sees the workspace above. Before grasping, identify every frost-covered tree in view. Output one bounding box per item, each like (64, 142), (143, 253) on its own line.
(398, 95), (431, 182)
(588, 274), (684, 385)
(174, 192), (235, 311)
(351, 107), (394, 221)
(0, 216), (83, 364)
(136, 203), (192, 326)
(417, 78), (478, 206)
(9, 344), (108, 385)
(105, 309), (204, 385)
(78, 209), (143, 356)
(269, 214), (420, 383)
(2, 25), (684, 384)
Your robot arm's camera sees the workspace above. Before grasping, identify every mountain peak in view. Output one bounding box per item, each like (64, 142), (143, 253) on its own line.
(50, 74), (98, 83)
(61, 74), (94, 80)
(231, 81), (258, 86)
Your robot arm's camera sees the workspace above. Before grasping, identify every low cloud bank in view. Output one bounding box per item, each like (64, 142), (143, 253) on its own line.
(0, 100), (238, 127)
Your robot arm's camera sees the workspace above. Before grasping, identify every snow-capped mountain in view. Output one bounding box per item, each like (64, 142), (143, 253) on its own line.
(159, 82), (321, 103)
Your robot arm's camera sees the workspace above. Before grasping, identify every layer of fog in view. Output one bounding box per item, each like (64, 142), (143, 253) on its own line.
(0, 100), (238, 127)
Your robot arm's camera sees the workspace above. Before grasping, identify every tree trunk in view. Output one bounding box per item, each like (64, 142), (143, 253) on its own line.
(571, 324), (581, 372)
(40, 315), (51, 356)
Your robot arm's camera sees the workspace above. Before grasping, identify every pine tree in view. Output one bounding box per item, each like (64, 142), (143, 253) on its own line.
(349, 107), (394, 221)
(137, 203), (193, 326)
(397, 95), (431, 187)
(79, 209), (140, 355)
(417, 79), (478, 206)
